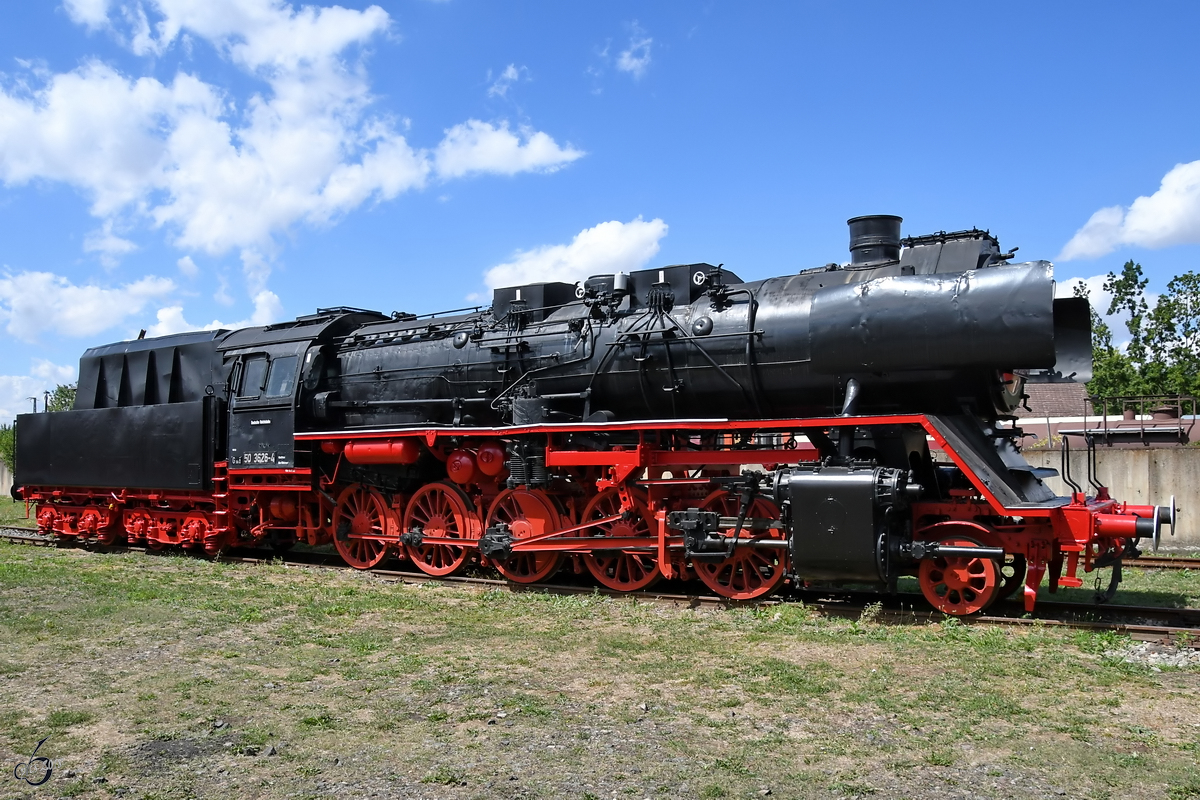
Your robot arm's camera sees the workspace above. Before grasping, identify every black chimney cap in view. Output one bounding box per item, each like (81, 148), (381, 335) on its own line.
(848, 215), (903, 266)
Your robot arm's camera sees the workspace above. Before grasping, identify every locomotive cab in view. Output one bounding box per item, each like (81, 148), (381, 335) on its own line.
(219, 308), (387, 471)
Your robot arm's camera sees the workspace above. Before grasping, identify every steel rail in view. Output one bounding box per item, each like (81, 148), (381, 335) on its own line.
(1126, 556), (1200, 571)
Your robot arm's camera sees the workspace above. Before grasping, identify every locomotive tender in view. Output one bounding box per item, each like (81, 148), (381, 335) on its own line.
(14, 216), (1175, 614)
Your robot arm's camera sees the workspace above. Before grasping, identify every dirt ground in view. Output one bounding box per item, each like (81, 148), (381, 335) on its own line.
(0, 543), (1198, 800)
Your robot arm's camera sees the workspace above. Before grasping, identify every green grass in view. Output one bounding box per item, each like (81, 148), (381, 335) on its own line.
(0, 496), (33, 528)
(0, 542), (1197, 799)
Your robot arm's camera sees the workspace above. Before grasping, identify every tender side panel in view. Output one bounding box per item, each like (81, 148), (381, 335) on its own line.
(16, 398), (217, 491)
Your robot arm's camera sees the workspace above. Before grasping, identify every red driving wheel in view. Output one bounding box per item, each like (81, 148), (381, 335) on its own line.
(580, 488), (661, 592)
(332, 484), (392, 570)
(485, 489), (564, 584)
(918, 536), (1001, 615)
(694, 490), (788, 600)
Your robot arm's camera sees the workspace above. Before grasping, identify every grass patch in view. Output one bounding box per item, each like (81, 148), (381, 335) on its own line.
(0, 541), (1197, 799)
(0, 497), (32, 528)
(46, 710), (95, 728)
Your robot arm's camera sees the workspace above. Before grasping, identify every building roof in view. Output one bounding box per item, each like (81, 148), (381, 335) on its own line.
(1016, 381), (1089, 419)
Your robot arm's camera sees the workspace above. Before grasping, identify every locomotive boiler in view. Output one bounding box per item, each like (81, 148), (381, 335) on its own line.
(14, 215), (1174, 614)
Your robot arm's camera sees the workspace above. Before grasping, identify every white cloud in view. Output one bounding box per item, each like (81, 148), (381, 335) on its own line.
(63, 0), (111, 30)
(176, 255), (198, 277)
(616, 23), (653, 79)
(0, 375), (49, 422)
(239, 248), (272, 294)
(145, 305), (191, 338)
(1, 0), (582, 273)
(1059, 159), (1200, 260)
(0, 271), (175, 342)
(213, 273), (234, 306)
(487, 64), (526, 98)
(146, 289), (283, 337)
(0, 61), (221, 218)
(83, 220), (138, 266)
(0, 360), (79, 422)
(1055, 274), (1115, 312)
(435, 120), (584, 179)
(31, 358), (77, 384)
(1055, 273), (1158, 348)
(484, 217), (668, 289)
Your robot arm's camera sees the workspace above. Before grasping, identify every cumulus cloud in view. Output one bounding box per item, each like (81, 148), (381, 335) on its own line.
(0, 360), (79, 423)
(31, 358), (77, 384)
(0, 375), (54, 422)
(487, 64), (526, 98)
(83, 221), (138, 266)
(434, 120), (584, 179)
(1059, 159), (1200, 260)
(1055, 273), (1158, 348)
(62, 0), (111, 30)
(176, 255), (198, 277)
(484, 217), (668, 289)
(0, 0), (583, 269)
(616, 22), (653, 79)
(146, 289), (283, 337)
(0, 271), (175, 342)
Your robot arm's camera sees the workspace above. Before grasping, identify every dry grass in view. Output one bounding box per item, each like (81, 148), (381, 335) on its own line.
(0, 543), (1198, 799)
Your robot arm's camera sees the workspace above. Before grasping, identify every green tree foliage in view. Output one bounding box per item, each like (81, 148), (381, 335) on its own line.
(0, 424), (13, 472)
(1074, 281), (1135, 399)
(1079, 260), (1200, 400)
(45, 383), (76, 412)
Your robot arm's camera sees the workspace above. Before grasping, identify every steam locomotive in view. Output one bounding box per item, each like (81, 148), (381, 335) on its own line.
(14, 215), (1174, 614)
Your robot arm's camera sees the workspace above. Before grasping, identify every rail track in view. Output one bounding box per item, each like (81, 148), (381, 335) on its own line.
(3, 526), (1197, 646)
(1124, 555), (1200, 571)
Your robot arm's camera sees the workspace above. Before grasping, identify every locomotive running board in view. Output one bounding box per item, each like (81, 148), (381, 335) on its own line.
(298, 413), (1070, 515)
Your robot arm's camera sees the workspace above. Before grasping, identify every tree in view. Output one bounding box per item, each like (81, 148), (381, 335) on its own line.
(45, 384), (76, 412)
(0, 423), (13, 472)
(1083, 260), (1200, 401)
(1074, 281), (1135, 399)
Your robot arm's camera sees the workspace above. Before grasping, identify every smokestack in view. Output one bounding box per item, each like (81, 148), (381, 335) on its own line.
(847, 215), (903, 266)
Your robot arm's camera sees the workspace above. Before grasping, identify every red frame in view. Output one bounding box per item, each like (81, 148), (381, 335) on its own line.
(22, 413), (1152, 612)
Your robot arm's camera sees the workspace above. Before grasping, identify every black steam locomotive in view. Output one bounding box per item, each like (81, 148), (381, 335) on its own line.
(14, 216), (1171, 613)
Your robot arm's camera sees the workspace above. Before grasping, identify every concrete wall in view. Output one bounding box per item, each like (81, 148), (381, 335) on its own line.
(1022, 447), (1200, 552)
(0, 460), (10, 498)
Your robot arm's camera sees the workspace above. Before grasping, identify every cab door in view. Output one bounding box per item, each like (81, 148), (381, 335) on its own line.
(228, 350), (300, 469)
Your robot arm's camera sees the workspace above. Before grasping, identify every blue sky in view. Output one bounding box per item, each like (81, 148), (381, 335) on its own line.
(1, 1), (1199, 419)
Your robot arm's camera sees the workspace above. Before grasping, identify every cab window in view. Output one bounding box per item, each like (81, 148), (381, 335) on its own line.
(238, 356), (268, 398)
(265, 355), (298, 397)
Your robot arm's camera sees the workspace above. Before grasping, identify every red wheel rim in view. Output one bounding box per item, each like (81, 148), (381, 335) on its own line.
(403, 483), (472, 576)
(918, 536), (1000, 615)
(580, 489), (661, 592)
(693, 490), (787, 600)
(332, 485), (391, 570)
(486, 489), (563, 584)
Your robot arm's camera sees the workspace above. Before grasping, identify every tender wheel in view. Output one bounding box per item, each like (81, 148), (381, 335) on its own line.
(918, 536), (1001, 615)
(403, 483), (472, 577)
(485, 489), (564, 584)
(694, 490), (788, 600)
(581, 489), (661, 592)
(332, 484), (392, 570)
